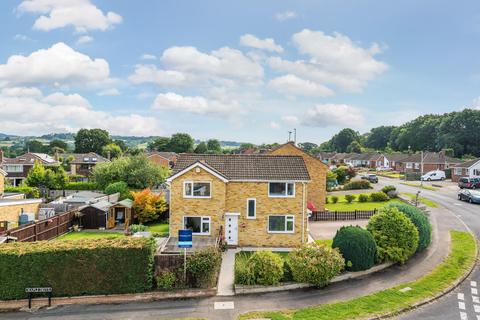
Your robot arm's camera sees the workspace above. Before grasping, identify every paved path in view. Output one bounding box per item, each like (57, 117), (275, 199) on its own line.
(216, 249), (238, 296)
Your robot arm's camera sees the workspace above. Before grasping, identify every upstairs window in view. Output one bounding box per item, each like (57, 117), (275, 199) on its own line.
(247, 198), (256, 219)
(184, 181), (211, 198)
(269, 182), (295, 197)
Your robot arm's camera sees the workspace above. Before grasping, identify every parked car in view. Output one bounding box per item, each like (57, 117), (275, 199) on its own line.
(361, 173), (378, 183)
(421, 170), (446, 181)
(458, 189), (480, 204)
(376, 166), (392, 171)
(458, 177), (480, 189)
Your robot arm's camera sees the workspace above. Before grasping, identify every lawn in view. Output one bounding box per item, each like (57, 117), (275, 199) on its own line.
(400, 182), (438, 191)
(56, 231), (125, 241)
(315, 239), (333, 247)
(377, 172), (404, 179)
(401, 192), (439, 208)
(145, 222), (169, 236)
(239, 231), (476, 320)
(326, 193), (401, 211)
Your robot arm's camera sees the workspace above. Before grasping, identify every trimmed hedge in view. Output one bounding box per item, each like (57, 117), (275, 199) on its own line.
(367, 207), (419, 264)
(0, 238), (155, 299)
(4, 185), (40, 198)
(387, 203), (432, 253)
(343, 180), (372, 190)
(248, 251), (284, 285)
(332, 226), (377, 272)
(64, 181), (99, 190)
(369, 192), (390, 202)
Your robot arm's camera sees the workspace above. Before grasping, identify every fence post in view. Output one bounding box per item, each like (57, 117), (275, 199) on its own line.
(56, 216), (59, 238)
(334, 211), (337, 221)
(354, 210), (357, 220)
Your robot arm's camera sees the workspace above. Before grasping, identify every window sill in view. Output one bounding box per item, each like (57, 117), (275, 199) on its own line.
(183, 196), (212, 199)
(267, 231), (295, 234)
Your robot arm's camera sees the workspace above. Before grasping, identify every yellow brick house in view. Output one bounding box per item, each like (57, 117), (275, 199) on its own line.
(167, 154), (311, 248)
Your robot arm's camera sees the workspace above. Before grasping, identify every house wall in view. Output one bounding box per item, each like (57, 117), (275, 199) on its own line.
(0, 202), (41, 227)
(452, 162), (480, 182)
(149, 154), (171, 168)
(268, 143), (327, 211)
(169, 166), (307, 247)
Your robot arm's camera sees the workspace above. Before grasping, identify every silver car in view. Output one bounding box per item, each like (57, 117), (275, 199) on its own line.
(458, 189), (480, 204)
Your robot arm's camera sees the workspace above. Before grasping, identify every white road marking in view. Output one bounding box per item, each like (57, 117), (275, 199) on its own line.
(459, 293), (465, 300)
(475, 304), (480, 313)
(474, 296), (480, 304)
(459, 301), (466, 310)
(454, 203), (463, 206)
(472, 281), (478, 287)
(460, 311), (468, 320)
(214, 301), (234, 310)
(399, 287), (412, 292)
(473, 288), (479, 295)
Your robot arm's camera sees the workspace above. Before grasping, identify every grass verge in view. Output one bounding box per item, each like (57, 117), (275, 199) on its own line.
(239, 230), (477, 320)
(401, 192), (439, 208)
(400, 182), (438, 191)
(55, 231), (124, 240)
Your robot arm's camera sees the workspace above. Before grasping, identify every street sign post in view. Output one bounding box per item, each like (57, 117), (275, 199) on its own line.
(178, 230), (193, 283)
(25, 287), (52, 308)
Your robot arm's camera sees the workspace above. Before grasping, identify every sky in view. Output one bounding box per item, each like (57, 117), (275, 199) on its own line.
(1, 0), (480, 144)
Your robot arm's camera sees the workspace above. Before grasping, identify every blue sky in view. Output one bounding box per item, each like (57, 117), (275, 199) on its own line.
(1, 0), (480, 144)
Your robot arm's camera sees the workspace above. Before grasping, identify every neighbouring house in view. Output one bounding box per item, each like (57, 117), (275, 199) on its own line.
(0, 151), (59, 186)
(396, 151), (461, 173)
(268, 142), (327, 211)
(317, 152), (336, 164)
(368, 153), (388, 169)
(385, 154), (410, 171)
(167, 154), (311, 248)
(58, 152), (109, 178)
(0, 168), (42, 231)
(451, 158), (480, 182)
(147, 152), (177, 169)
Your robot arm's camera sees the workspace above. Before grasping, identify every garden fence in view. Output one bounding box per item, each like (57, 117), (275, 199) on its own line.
(309, 209), (378, 221)
(0, 210), (76, 242)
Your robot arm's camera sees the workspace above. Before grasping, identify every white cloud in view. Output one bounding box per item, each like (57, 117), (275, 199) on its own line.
(239, 34), (283, 53)
(97, 88), (120, 96)
(76, 35), (93, 45)
(13, 34), (32, 41)
(151, 92), (237, 117)
(17, 0), (122, 32)
(282, 115), (300, 126)
(140, 54), (157, 60)
(275, 11), (297, 22)
(129, 64), (187, 86)
(0, 88), (159, 136)
(269, 121), (280, 129)
(269, 74), (334, 97)
(0, 42), (110, 88)
(472, 97), (480, 109)
(268, 29), (387, 92)
(302, 104), (364, 127)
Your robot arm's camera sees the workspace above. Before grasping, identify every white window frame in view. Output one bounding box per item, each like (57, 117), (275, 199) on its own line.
(406, 162), (413, 169)
(268, 182), (295, 198)
(267, 215), (295, 234)
(183, 181), (212, 198)
(183, 216), (211, 235)
(5, 165), (23, 173)
(454, 168), (462, 175)
(246, 198), (256, 219)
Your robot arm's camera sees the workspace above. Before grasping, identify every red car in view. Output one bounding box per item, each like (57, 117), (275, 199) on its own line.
(458, 177), (480, 189)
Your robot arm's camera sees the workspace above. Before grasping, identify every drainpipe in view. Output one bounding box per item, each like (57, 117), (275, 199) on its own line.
(302, 182), (306, 244)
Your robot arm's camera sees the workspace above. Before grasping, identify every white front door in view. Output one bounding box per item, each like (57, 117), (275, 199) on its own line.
(225, 214), (238, 245)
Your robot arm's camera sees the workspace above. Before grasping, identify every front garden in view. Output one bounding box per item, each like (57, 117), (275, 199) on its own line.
(235, 202), (432, 291)
(326, 185), (401, 211)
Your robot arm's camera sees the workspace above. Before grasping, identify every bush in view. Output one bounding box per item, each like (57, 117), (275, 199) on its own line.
(132, 189), (168, 224)
(387, 190), (399, 199)
(156, 271), (176, 290)
(129, 224), (148, 233)
(343, 180), (372, 190)
(381, 185), (396, 194)
(0, 238), (155, 299)
(369, 192), (390, 202)
(187, 247), (222, 288)
(325, 196), (329, 204)
(64, 181), (99, 190)
(367, 207), (419, 264)
(332, 226), (377, 271)
(358, 194), (369, 202)
(235, 253), (256, 285)
(248, 251), (284, 285)
(4, 185), (40, 198)
(288, 243), (344, 287)
(344, 194), (356, 203)
(331, 196), (339, 204)
(104, 181), (131, 200)
(387, 203), (431, 253)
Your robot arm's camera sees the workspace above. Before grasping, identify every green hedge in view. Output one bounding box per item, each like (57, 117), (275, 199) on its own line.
(343, 180), (372, 190)
(0, 238), (155, 300)
(332, 226), (377, 272)
(64, 181), (99, 190)
(387, 203), (432, 253)
(4, 185), (40, 198)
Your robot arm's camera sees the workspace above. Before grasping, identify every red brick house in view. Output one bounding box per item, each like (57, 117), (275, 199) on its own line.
(58, 152), (109, 178)
(394, 151), (461, 173)
(147, 152), (177, 169)
(0, 152), (59, 186)
(451, 158), (480, 182)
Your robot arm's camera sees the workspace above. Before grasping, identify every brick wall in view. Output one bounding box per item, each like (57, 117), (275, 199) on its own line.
(268, 143), (327, 211)
(0, 202), (40, 227)
(169, 166), (307, 247)
(148, 154), (170, 168)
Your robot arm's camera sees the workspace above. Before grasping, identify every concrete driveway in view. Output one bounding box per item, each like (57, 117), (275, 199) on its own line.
(309, 220), (369, 240)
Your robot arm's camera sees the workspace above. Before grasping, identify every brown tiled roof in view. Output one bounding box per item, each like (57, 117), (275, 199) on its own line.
(422, 152), (461, 164)
(2, 153), (58, 165)
(385, 154), (410, 162)
(147, 151), (177, 161)
(453, 158), (480, 168)
(59, 152), (109, 164)
(172, 154), (310, 181)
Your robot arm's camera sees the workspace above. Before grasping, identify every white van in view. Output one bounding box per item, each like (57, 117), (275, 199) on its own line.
(421, 170), (446, 181)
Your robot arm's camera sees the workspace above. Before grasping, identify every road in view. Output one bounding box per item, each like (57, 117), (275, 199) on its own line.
(0, 178), (477, 320)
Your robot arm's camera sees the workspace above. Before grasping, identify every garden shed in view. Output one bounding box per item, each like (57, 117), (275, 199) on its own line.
(107, 199), (134, 230)
(79, 200), (113, 229)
